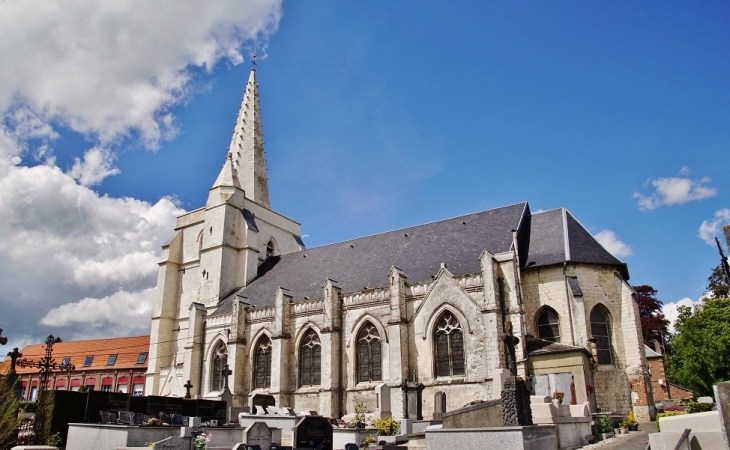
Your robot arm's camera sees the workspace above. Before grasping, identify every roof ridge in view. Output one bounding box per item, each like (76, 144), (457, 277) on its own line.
(291, 202), (529, 253)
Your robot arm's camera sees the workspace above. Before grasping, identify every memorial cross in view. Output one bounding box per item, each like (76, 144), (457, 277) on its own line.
(7, 347), (22, 374)
(184, 380), (194, 399)
(502, 321), (520, 376)
(222, 364), (233, 390)
(0, 328), (7, 345)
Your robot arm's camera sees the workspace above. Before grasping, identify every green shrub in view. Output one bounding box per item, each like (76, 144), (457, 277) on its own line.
(656, 411), (688, 431)
(597, 415), (612, 433)
(686, 400), (713, 414)
(373, 416), (400, 436)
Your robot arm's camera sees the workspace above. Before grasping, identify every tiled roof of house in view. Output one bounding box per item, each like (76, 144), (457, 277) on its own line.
(3, 335), (149, 375)
(213, 202), (628, 314)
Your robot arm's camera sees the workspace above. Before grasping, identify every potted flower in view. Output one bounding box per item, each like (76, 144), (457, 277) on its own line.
(552, 391), (565, 407)
(193, 432), (211, 449)
(373, 416), (400, 444)
(585, 434), (595, 444)
(625, 410), (639, 431)
(596, 415), (614, 440)
(619, 420), (629, 434)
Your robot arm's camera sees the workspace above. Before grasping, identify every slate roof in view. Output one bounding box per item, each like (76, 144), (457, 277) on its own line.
(213, 202), (628, 314)
(2, 335), (150, 375)
(524, 208), (629, 278)
(526, 335), (593, 358)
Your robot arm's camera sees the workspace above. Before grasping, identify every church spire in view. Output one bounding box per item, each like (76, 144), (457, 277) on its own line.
(225, 68), (270, 207)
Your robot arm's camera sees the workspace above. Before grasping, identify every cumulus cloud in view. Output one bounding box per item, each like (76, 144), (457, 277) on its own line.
(699, 208), (730, 245)
(662, 297), (702, 333)
(40, 287), (156, 330)
(0, 0), (283, 351)
(594, 229), (632, 259)
(0, 0), (282, 148)
(633, 168), (717, 211)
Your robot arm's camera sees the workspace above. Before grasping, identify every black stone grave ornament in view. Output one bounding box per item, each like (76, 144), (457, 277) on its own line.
(294, 415), (333, 450)
(500, 321), (533, 426)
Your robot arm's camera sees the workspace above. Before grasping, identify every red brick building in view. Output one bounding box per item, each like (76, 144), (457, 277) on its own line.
(1, 335), (149, 400)
(645, 344), (693, 402)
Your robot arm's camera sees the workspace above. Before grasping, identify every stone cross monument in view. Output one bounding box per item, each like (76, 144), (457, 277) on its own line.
(501, 321), (533, 426)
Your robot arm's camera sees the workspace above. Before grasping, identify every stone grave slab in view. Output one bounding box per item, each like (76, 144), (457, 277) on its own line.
(146, 395), (184, 417)
(251, 393), (276, 412)
(85, 391), (131, 422)
(294, 415), (333, 450)
(243, 421), (272, 450)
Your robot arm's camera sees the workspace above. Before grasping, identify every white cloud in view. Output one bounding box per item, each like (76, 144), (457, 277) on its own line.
(699, 208), (730, 245)
(594, 229), (632, 259)
(633, 170), (717, 211)
(40, 287), (155, 330)
(68, 147), (120, 186)
(0, 0), (283, 350)
(662, 297), (702, 333)
(0, 0), (282, 149)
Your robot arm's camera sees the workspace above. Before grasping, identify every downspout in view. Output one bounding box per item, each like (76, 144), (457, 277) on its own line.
(338, 297), (345, 418)
(198, 320), (206, 397)
(563, 262), (576, 346)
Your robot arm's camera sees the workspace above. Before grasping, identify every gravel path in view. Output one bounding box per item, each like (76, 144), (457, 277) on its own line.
(579, 423), (652, 450)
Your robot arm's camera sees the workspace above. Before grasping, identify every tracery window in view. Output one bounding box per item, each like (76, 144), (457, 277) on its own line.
(434, 312), (465, 377)
(356, 322), (382, 383)
(299, 329), (321, 386)
(253, 335), (272, 389)
(266, 239), (276, 258)
(211, 341), (228, 391)
(590, 307), (612, 364)
(537, 308), (560, 342)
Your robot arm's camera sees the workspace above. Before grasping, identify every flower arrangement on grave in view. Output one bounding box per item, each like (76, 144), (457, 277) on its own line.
(373, 416), (400, 436)
(552, 391), (565, 403)
(362, 435), (376, 450)
(623, 410), (638, 430)
(193, 432), (211, 449)
(351, 397), (370, 428)
(585, 434), (595, 444)
(146, 417), (161, 426)
(597, 415), (612, 434)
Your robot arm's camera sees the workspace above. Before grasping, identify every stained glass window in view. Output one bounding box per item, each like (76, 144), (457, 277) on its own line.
(299, 329), (321, 386)
(434, 312), (465, 377)
(211, 342), (228, 391)
(590, 307), (612, 364)
(537, 308), (560, 342)
(254, 336), (272, 389)
(356, 323), (382, 383)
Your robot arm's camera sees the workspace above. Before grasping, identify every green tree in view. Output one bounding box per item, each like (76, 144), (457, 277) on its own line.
(706, 264), (730, 299)
(633, 285), (670, 347)
(667, 297), (730, 396)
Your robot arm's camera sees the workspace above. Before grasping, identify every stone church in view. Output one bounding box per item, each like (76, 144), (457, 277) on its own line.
(145, 69), (654, 422)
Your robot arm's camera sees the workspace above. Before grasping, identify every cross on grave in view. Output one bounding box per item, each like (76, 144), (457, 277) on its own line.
(502, 321), (520, 376)
(7, 347), (22, 375)
(222, 364), (233, 390)
(0, 328), (7, 345)
(184, 380), (193, 399)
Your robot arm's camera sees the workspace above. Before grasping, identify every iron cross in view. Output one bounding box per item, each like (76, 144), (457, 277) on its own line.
(184, 380), (193, 399)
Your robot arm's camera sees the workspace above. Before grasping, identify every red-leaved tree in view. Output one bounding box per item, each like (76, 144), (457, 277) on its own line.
(632, 285), (670, 347)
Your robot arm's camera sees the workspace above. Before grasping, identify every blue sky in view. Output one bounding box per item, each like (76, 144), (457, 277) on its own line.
(0, 1), (728, 352)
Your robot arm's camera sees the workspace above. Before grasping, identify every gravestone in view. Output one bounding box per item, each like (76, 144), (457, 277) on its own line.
(251, 393), (276, 413)
(85, 391), (131, 422)
(243, 421), (273, 450)
(129, 394), (148, 414)
(433, 392), (446, 421)
(402, 383), (424, 420)
(375, 383), (391, 418)
(500, 320), (532, 426)
(714, 380), (730, 450)
(146, 395), (184, 417)
(183, 398), (226, 422)
(294, 415), (333, 450)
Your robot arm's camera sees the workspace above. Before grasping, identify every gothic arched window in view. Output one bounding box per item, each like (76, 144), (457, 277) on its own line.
(356, 322), (382, 383)
(253, 335), (272, 389)
(434, 312), (465, 377)
(590, 307), (612, 364)
(537, 308), (560, 342)
(299, 329), (321, 386)
(210, 341), (228, 391)
(266, 239), (276, 258)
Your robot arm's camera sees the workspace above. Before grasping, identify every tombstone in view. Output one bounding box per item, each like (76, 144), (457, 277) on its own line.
(146, 395), (184, 417)
(159, 411), (171, 425)
(85, 391), (131, 422)
(280, 407), (296, 416)
(293, 415), (333, 450)
(183, 398), (227, 422)
(251, 393), (276, 412)
(402, 383), (424, 420)
(256, 405), (268, 415)
(129, 394), (148, 414)
(713, 381), (730, 450)
(374, 383), (391, 418)
(243, 421), (273, 450)
(133, 413), (145, 425)
(170, 414), (185, 426)
(433, 392), (446, 421)
(118, 411), (135, 425)
(501, 376), (533, 426)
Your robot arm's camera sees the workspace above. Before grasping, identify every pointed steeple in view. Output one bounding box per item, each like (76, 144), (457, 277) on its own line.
(226, 68), (270, 207)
